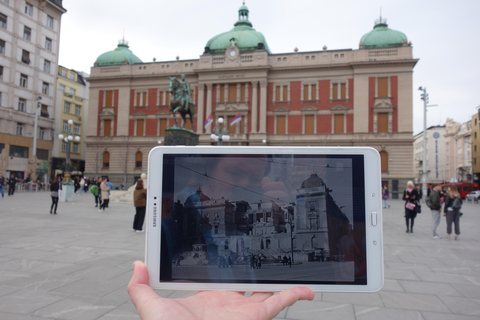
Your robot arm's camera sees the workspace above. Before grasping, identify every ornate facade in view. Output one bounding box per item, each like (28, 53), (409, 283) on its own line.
(85, 5), (418, 197)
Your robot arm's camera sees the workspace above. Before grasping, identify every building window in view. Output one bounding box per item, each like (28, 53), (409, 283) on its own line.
(0, 13), (7, 29)
(64, 101), (70, 113)
(304, 115), (315, 134)
(105, 90), (113, 106)
(16, 123), (24, 136)
(276, 115), (286, 134)
(103, 151), (110, 168)
(9, 145), (28, 158)
(332, 82), (347, 100)
(69, 88), (76, 95)
(61, 140), (68, 152)
(73, 123), (80, 135)
(0, 65), (3, 80)
(158, 118), (168, 136)
(75, 104), (81, 116)
(334, 114), (345, 134)
(62, 120), (69, 132)
(135, 91), (147, 106)
(59, 84), (65, 91)
(18, 98), (26, 111)
(42, 82), (49, 95)
(37, 148), (48, 160)
(21, 50), (30, 64)
(69, 73), (75, 80)
(378, 112), (388, 133)
(274, 84), (289, 102)
(0, 39), (4, 54)
(46, 15), (53, 28)
(136, 119), (145, 136)
(23, 26), (31, 40)
(104, 119), (111, 136)
(380, 151), (389, 172)
(61, 69), (67, 77)
(72, 142), (79, 154)
(135, 151), (142, 168)
(378, 77), (388, 98)
(0, 92), (2, 106)
(25, 2), (33, 16)
(45, 37), (52, 51)
(44, 59), (51, 73)
(228, 84), (236, 102)
(39, 128), (45, 140)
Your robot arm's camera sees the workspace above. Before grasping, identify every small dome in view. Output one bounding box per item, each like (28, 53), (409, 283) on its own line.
(95, 40), (143, 66)
(204, 3), (271, 54)
(301, 173), (325, 189)
(360, 18), (408, 49)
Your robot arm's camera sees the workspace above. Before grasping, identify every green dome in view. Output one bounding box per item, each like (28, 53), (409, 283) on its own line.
(95, 41), (143, 66)
(204, 3), (271, 54)
(360, 18), (408, 49)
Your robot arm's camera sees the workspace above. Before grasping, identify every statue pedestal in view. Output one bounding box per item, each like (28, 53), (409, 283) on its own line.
(164, 127), (199, 146)
(60, 184), (75, 202)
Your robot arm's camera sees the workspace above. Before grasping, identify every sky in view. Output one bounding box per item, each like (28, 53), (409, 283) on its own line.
(58, 0), (480, 135)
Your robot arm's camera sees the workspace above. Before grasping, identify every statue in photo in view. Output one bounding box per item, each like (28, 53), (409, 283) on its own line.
(168, 74), (195, 129)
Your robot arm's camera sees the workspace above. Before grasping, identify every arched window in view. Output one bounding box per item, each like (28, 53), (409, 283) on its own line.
(135, 151), (142, 168)
(380, 151), (388, 172)
(103, 151), (110, 168)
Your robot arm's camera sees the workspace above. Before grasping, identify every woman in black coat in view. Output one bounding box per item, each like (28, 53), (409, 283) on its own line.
(50, 178), (60, 214)
(402, 180), (419, 233)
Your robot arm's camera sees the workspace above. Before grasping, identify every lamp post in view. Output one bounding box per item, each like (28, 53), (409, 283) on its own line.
(210, 117), (230, 145)
(418, 87), (438, 196)
(31, 96), (42, 181)
(58, 119), (80, 184)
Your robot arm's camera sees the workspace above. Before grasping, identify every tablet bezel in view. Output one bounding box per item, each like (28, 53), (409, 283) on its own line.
(146, 146), (383, 292)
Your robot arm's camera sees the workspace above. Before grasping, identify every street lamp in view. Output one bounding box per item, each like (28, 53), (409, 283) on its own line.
(58, 119), (80, 183)
(418, 87), (438, 196)
(210, 117), (230, 146)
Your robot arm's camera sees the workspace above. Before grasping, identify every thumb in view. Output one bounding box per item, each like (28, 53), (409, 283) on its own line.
(127, 261), (159, 312)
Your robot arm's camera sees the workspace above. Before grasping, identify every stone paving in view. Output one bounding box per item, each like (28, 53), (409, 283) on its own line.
(0, 191), (479, 320)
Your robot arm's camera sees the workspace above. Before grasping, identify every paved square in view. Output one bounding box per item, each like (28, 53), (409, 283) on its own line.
(0, 192), (479, 319)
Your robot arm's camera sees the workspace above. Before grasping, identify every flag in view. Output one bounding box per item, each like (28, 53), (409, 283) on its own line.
(230, 113), (242, 126)
(204, 114), (213, 129)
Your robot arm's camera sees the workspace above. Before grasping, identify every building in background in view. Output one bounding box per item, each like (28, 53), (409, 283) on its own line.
(472, 109), (480, 185)
(85, 4), (418, 197)
(413, 125), (446, 185)
(456, 120), (472, 182)
(0, 0), (65, 182)
(51, 66), (89, 179)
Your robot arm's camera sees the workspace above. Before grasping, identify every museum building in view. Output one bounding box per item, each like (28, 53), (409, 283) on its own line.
(85, 4), (418, 198)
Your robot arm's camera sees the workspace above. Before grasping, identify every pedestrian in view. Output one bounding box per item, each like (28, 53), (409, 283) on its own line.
(443, 185), (462, 240)
(8, 176), (16, 196)
(98, 178), (110, 212)
(90, 183), (99, 207)
(428, 185), (443, 239)
(382, 185), (390, 208)
(403, 180), (419, 233)
(133, 179), (147, 232)
(50, 177), (60, 214)
(416, 185), (423, 200)
(0, 173), (5, 198)
(79, 177), (85, 194)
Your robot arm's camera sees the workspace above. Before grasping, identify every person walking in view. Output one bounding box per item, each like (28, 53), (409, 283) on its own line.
(98, 178), (110, 212)
(50, 178), (60, 214)
(90, 183), (99, 207)
(0, 173), (5, 198)
(133, 179), (147, 232)
(8, 176), (16, 196)
(382, 185), (390, 208)
(403, 180), (419, 233)
(443, 185), (462, 240)
(428, 185), (443, 239)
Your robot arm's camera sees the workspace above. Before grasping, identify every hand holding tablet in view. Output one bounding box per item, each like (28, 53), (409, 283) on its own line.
(128, 261), (314, 320)
(145, 146), (384, 293)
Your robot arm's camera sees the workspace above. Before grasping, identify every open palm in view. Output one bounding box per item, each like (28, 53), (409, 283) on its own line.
(128, 261), (315, 320)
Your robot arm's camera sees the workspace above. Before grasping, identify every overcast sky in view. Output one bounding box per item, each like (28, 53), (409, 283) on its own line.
(58, 0), (480, 135)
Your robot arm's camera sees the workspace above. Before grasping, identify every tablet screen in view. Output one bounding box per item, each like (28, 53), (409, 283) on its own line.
(159, 153), (366, 286)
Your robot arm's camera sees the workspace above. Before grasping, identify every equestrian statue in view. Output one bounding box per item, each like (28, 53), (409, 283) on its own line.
(168, 74), (195, 129)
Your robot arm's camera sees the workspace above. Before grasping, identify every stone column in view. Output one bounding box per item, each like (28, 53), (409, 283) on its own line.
(251, 81), (258, 133)
(206, 83), (213, 134)
(196, 83), (205, 134)
(259, 80), (267, 133)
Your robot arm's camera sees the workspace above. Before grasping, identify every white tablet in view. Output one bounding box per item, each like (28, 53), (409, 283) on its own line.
(146, 146), (383, 292)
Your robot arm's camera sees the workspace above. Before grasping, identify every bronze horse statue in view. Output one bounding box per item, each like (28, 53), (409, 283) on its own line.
(168, 77), (195, 129)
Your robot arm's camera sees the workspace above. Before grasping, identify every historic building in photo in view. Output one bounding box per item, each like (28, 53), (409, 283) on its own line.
(0, 0), (65, 182)
(85, 4), (418, 197)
